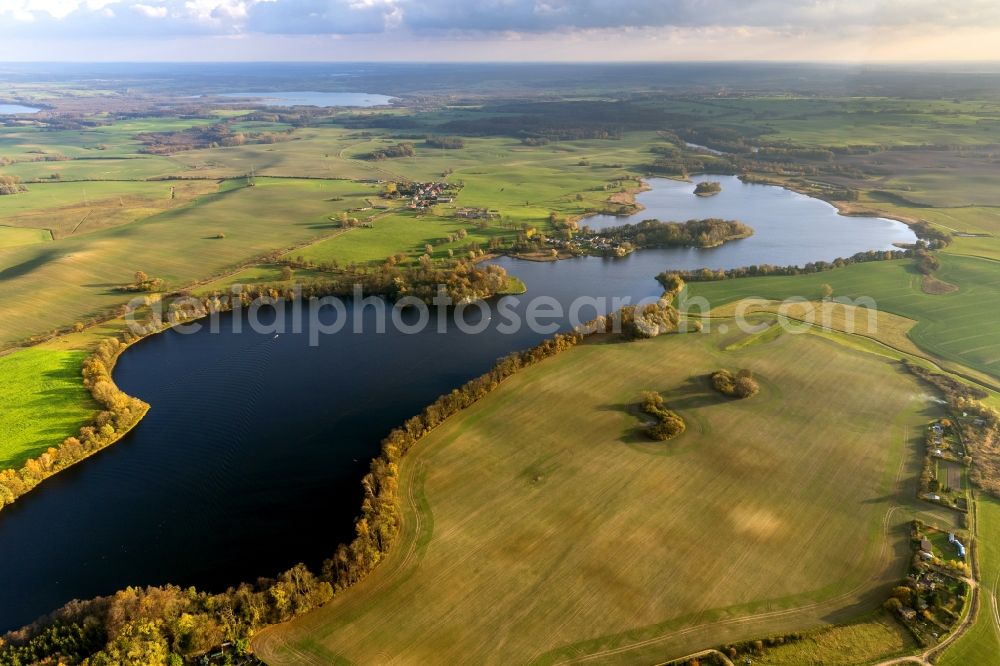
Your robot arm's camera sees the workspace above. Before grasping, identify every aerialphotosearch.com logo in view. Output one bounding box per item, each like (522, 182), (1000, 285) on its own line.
(123, 283), (881, 346)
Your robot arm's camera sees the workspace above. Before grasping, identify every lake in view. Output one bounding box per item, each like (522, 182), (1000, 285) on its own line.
(0, 104), (40, 115)
(0, 176), (915, 631)
(214, 91), (395, 107)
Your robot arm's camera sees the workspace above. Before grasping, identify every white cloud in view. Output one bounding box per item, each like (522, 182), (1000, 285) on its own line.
(132, 2), (166, 17)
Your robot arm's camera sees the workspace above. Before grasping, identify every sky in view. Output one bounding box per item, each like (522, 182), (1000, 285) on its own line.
(0, 0), (999, 61)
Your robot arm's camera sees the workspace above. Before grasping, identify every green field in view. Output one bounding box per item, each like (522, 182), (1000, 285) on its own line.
(0, 347), (96, 469)
(0, 225), (51, 248)
(688, 255), (1000, 382)
(254, 326), (950, 665)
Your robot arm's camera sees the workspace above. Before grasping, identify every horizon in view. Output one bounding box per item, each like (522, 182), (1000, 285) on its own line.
(2, 1), (1000, 62)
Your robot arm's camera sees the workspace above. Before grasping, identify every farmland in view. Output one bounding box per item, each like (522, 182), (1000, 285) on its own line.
(688, 255), (1000, 384)
(254, 326), (948, 665)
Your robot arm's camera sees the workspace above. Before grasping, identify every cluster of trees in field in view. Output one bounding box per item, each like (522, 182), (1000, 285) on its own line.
(424, 136), (464, 149)
(694, 181), (721, 196)
(116, 271), (165, 293)
(914, 249), (940, 275)
(0, 338), (148, 513)
(137, 124), (292, 154)
(0, 331), (585, 665)
(910, 221), (951, 248)
(639, 391), (686, 441)
(657, 249), (911, 285)
(0, 175), (27, 195)
(614, 299), (679, 339)
(606, 274), (687, 340)
(711, 369), (760, 399)
(602, 218), (753, 249)
(361, 143), (415, 161)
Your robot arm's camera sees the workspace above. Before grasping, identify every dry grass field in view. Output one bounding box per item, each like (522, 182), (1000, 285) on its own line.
(254, 326), (953, 665)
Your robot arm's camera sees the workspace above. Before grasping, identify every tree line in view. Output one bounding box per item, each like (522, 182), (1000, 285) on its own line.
(424, 136), (464, 149)
(361, 143), (415, 161)
(657, 249), (911, 286)
(0, 175), (27, 195)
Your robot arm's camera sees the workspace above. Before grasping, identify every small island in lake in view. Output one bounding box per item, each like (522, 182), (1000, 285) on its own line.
(598, 218), (753, 254)
(694, 181), (722, 197)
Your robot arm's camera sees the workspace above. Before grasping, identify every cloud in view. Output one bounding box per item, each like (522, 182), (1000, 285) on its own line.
(244, 0), (396, 34)
(132, 2), (167, 17)
(1, 0), (1000, 39)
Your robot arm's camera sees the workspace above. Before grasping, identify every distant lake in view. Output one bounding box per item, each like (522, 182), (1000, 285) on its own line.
(214, 91), (395, 107)
(0, 174), (916, 632)
(0, 104), (40, 115)
(584, 175), (914, 267)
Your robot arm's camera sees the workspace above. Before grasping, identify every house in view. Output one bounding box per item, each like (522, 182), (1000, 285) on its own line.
(932, 424), (944, 434)
(920, 538), (933, 553)
(900, 608), (917, 621)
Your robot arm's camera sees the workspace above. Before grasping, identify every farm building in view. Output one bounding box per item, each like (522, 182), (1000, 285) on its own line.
(948, 533), (967, 559)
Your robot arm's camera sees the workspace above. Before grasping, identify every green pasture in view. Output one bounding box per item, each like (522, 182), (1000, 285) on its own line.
(0, 347), (96, 470)
(0, 225), (51, 248)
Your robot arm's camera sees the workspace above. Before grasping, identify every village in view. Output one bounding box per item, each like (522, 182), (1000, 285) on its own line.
(921, 419), (971, 512)
(371, 179), (641, 258)
(885, 520), (971, 647)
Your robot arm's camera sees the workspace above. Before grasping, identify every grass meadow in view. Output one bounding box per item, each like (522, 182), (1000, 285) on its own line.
(254, 327), (947, 665)
(0, 347), (96, 469)
(0, 225), (51, 248)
